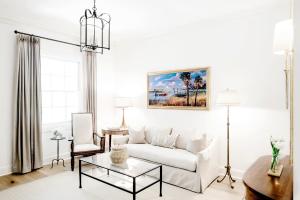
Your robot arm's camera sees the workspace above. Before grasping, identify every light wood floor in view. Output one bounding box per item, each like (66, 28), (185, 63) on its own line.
(0, 159), (85, 191)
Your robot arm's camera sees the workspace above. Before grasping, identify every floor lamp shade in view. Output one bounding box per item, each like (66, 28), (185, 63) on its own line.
(273, 19), (294, 55)
(216, 89), (240, 106)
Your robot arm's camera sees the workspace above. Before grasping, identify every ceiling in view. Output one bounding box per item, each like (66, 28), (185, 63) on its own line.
(0, 0), (285, 41)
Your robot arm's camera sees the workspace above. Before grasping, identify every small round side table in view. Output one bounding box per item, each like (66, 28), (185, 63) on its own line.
(50, 136), (66, 168)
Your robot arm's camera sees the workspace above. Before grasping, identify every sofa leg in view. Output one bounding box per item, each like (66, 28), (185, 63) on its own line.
(71, 155), (74, 171)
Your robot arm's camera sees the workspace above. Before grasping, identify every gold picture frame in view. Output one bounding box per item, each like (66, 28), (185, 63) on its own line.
(147, 67), (210, 110)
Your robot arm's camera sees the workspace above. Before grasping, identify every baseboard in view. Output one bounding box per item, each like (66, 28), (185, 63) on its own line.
(218, 167), (244, 180)
(0, 165), (12, 176)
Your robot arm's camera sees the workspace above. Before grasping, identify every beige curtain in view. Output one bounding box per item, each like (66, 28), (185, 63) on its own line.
(12, 35), (43, 173)
(82, 51), (97, 132)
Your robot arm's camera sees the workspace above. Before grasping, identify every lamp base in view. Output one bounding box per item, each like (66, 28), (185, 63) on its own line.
(119, 124), (127, 130)
(119, 108), (127, 130)
(217, 165), (236, 189)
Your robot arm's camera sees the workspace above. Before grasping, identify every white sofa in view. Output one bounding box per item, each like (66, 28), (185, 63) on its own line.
(112, 127), (219, 193)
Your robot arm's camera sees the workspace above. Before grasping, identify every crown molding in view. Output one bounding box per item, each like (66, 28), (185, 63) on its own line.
(0, 16), (79, 41)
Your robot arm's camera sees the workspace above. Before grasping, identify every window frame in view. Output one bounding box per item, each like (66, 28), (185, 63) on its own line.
(41, 56), (81, 127)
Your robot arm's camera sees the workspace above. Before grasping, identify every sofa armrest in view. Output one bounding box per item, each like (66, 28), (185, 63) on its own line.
(197, 138), (216, 161)
(112, 135), (129, 145)
(196, 136), (219, 191)
(68, 137), (74, 152)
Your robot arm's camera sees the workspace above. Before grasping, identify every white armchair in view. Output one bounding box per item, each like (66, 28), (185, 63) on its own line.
(69, 113), (105, 171)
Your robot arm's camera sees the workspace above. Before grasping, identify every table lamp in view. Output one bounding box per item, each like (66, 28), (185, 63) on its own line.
(115, 97), (132, 129)
(216, 89), (240, 189)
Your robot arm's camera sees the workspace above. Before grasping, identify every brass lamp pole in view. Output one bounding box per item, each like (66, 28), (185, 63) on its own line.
(216, 89), (240, 189)
(273, 18), (294, 164)
(120, 107), (126, 129)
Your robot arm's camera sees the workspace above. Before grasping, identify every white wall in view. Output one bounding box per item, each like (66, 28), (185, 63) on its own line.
(0, 19), (115, 175)
(112, 6), (290, 177)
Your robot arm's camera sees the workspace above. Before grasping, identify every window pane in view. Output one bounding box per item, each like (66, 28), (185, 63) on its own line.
(65, 76), (77, 91)
(50, 60), (65, 76)
(51, 108), (67, 123)
(41, 57), (80, 125)
(42, 92), (52, 107)
(52, 92), (66, 107)
(66, 92), (78, 107)
(65, 62), (78, 77)
(42, 107), (53, 124)
(41, 75), (52, 91)
(51, 75), (65, 91)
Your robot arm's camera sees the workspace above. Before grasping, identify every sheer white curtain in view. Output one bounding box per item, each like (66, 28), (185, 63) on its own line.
(82, 51), (97, 132)
(13, 35), (43, 173)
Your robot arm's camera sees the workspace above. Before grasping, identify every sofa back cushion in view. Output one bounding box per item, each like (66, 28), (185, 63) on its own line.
(151, 132), (179, 148)
(128, 127), (146, 144)
(145, 127), (172, 144)
(172, 128), (197, 149)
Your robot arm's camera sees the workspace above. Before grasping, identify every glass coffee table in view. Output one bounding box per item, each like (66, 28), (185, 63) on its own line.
(79, 153), (162, 200)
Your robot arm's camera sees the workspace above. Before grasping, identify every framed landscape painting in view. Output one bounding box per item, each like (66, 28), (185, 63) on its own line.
(147, 67), (210, 110)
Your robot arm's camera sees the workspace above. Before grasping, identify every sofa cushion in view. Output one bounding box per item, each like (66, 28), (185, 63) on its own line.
(151, 132), (179, 148)
(128, 126), (146, 144)
(126, 144), (197, 172)
(145, 127), (172, 144)
(172, 128), (197, 149)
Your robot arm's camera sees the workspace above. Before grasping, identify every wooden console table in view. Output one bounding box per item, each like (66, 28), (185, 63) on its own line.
(243, 155), (293, 200)
(102, 128), (128, 151)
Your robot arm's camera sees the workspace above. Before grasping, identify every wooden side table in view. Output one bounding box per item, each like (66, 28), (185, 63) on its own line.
(102, 128), (128, 151)
(243, 155), (293, 200)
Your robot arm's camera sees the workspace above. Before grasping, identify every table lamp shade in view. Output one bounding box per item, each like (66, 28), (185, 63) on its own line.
(216, 89), (240, 106)
(115, 97), (132, 108)
(273, 19), (294, 55)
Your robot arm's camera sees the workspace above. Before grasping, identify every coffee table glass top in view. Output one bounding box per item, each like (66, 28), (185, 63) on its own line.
(80, 153), (161, 178)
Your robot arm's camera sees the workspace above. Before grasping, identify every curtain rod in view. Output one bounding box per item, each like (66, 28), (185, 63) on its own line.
(14, 30), (81, 48)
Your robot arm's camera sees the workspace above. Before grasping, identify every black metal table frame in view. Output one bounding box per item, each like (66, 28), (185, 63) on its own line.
(79, 159), (162, 200)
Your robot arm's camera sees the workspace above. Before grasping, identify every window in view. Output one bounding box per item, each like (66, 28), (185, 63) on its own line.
(41, 57), (80, 125)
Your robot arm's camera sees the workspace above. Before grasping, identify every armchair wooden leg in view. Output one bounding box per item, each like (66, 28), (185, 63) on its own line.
(71, 155), (75, 171)
(100, 136), (105, 153)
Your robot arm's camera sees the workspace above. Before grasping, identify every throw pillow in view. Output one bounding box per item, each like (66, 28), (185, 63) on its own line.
(128, 127), (146, 144)
(186, 134), (208, 154)
(172, 128), (197, 149)
(151, 132), (179, 148)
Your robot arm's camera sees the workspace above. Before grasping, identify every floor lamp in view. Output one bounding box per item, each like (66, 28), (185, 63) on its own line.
(216, 89), (240, 189)
(273, 18), (294, 165)
(115, 97), (132, 129)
